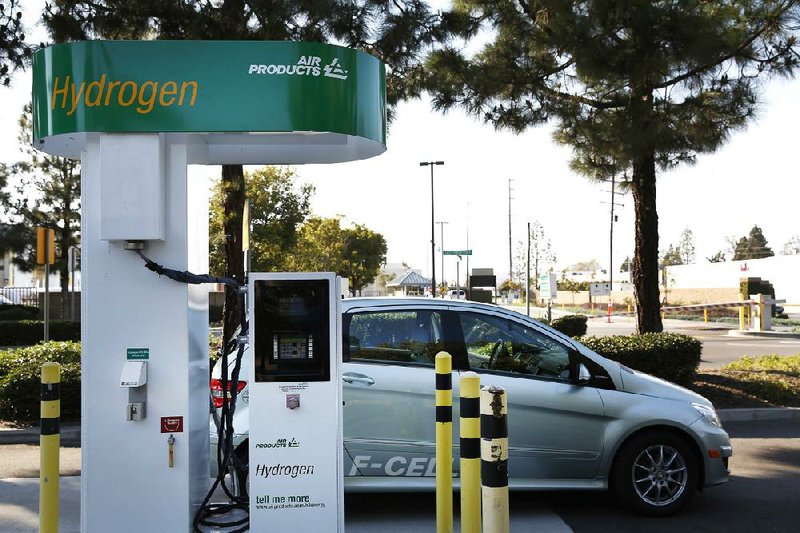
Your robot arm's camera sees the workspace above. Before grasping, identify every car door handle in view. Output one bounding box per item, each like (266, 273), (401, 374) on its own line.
(342, 373), (375, 386)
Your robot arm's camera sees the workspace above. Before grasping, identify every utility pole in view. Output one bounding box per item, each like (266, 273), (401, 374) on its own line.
(526, 222), (531, 317)
(437, 221), (448, 290)
(602, 173), (625, 323)
(466, 203), (470, 298)
(508, 179), (514, 285)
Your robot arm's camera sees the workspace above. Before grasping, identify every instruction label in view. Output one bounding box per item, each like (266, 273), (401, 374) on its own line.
(127, 348), (149, 360)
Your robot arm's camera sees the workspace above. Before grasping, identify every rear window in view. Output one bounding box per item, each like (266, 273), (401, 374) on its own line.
(345, 310), (444, 366)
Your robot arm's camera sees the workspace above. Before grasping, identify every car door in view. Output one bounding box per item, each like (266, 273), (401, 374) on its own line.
(453, 310), (607, 482)
(341, 305), (463, 480)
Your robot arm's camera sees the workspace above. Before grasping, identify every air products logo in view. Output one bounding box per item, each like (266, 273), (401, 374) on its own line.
(248, 55), (349, 80)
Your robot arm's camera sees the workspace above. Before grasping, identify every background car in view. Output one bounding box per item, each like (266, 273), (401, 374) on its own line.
(211, 298), (731, 515)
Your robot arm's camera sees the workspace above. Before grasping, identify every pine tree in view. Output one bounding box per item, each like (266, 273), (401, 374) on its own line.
(0, 0), (30, 86)
(732, 226), (774, 260)
(424, 0), (800, 332)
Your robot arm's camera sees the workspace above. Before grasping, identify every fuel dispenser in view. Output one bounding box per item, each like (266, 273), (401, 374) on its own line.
(248, 273), (344, 531)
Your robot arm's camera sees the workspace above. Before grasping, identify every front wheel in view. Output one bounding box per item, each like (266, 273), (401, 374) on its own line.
(611, 431), (698, 516)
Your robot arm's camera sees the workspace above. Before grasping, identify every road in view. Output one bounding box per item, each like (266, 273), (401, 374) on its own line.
(3, 418), (796, 532)
(543, 418), (800, 533)
(583, 317), (800, 368)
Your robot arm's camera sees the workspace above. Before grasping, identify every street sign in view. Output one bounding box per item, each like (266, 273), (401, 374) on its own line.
(590, 282), (611, 297)
(539, 272), (557, 300)
(443, 250), (472, 256)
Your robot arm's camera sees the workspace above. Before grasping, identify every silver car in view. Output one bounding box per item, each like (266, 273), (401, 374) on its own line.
(211, 298), (731, 516)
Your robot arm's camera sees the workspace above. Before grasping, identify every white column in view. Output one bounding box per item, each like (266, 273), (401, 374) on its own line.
(80, 134), (209, 532)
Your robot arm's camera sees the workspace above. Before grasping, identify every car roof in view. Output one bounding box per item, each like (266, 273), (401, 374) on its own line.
(342, 296), (531, 322)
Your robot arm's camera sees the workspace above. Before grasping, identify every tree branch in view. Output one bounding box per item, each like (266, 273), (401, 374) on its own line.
(654, 0), (798, 89)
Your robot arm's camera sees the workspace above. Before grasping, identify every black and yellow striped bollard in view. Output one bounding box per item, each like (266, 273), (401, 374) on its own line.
(459, 372), (481, 533)
(40, 362), (61, 533)
(435, 351), (453, 533)
(481, 385), (509, 533)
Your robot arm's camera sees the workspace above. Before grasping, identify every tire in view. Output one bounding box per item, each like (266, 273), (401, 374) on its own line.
(611, 431), (698, 516)
(227, 444), (249, 499)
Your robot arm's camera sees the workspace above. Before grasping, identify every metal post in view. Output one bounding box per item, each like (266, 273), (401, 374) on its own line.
(507, 179), (513, 285)
(456, 261), (460, 294)
(435, 352), (453, 533)
(44, 247), (50, 342)
(437, 221), (448, 290)
(460, 372), (481, 533)
(68, 246), (74, 322)
(526, 222), (530, 317)
(481, 386), (509, 533)
(431, 165), (436, 297)
(466, 205), (470, 300)
(421, 161), (444, 297)
(40, 362), (61, 533)
(608, 174), (615, 324)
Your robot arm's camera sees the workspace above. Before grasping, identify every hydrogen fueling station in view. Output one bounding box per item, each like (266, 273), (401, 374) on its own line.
(31, 40), (386, 532)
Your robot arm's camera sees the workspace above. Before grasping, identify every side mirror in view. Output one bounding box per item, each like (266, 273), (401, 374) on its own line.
(576, 363), (591, 385)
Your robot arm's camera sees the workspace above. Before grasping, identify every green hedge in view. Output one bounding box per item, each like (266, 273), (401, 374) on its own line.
(550, 315), (588, 337)
(0, 320), (80, 346)
(576, 333), (701, 386)
(0, 342), (81, 424)
(0, 305), (39, 321)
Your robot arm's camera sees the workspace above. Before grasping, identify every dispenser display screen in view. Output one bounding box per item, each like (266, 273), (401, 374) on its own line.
(273, 333), (313, 360)
(253, 279), (330, 382)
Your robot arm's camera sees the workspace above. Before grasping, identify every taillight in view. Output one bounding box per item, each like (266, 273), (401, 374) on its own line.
(210, 378), (247, 408)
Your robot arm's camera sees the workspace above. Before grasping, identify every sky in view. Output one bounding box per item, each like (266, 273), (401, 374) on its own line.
(2, 1), (800, 288)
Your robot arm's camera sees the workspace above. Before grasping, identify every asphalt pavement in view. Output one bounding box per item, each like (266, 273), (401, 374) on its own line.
(2, 414), (798, 532)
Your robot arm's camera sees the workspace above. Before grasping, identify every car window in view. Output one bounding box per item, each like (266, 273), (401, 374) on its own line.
(459, 312), (571, 381)
(347, 310), (444, 366)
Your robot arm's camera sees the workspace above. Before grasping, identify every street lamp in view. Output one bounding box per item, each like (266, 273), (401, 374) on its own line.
(420, 161), (444, 297)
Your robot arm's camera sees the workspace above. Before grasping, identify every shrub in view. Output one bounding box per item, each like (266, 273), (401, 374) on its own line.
(550, 314), (588, 337)
(0, 305), (39, 321)
(0, 342), (81, 424)
(0, 320), (81, 346)
(576, 333), (701, 386)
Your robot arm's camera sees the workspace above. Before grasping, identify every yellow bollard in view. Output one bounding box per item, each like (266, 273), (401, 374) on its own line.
(435, 352), (453, 533)
(40, 362), (61, 533)
(459, 373), (481, 533)
(481, 386), (509, 533)
(704, 309), (708, 323)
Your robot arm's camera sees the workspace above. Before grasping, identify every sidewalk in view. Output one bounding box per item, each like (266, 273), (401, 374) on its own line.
(0, 476), (572, 533)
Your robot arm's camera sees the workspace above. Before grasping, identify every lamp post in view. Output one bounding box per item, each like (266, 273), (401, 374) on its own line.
(420, 161), (444, 297)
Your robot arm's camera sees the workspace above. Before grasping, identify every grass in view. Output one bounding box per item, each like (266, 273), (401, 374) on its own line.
(690, 354), (800, 408)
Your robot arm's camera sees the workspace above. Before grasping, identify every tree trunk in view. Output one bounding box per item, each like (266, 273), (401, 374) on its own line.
(221, 164), (246, 345)
(630, 153), (663, 333)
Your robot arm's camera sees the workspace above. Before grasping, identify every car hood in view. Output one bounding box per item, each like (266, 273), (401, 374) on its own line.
(619, 365), (711, 406)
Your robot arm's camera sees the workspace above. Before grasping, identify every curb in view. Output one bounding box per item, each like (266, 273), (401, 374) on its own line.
(0, 424), (80, 445)
(718, 407), (800, 422)
(727, 329), (800, 339)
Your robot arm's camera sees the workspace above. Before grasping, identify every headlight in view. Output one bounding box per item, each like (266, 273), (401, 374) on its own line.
(692, 402), (721, 427)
